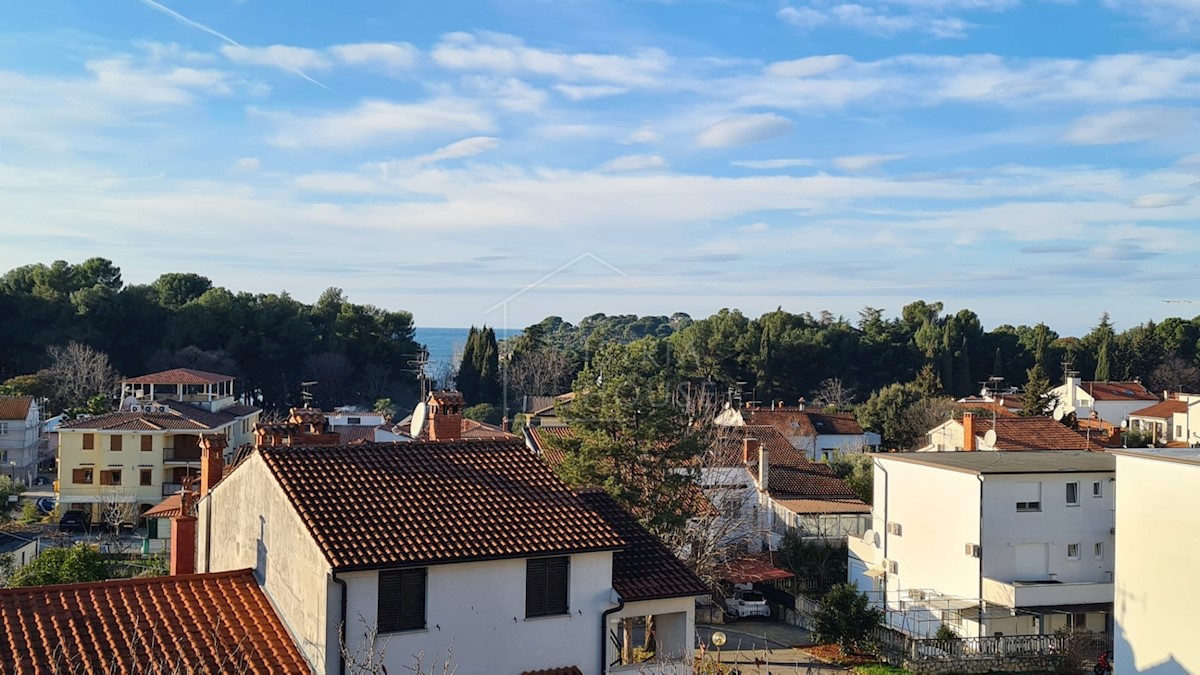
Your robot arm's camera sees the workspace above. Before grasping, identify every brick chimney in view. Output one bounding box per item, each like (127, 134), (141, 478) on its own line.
(963, 412), (976, 451)
(199, 434), (227, 497)
(428, 391), (465, 441)
(743, 437), (760, 464)
(170, 490), (197, 576)
(758, 444), (770, 492)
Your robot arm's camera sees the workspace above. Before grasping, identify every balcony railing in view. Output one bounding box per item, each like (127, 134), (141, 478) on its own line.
(162, 482), (183, 497)
(163, 448), (201, 462)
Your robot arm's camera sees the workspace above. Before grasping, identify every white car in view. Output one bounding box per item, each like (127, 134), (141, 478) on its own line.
(724, 590), (771, 619)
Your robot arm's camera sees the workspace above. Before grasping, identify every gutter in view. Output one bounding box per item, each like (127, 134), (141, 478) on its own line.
(600, 591), (625, 675)
(332, 572), (348, 675)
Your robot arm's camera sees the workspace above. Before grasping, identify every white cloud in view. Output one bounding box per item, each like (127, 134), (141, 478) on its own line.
(834, 154), (905, 171)
(555, 84), (628, 100)
(1175, 152), (1200, 166)
(221, 44), (332, 72)
(1104, 0), (1200, 31)
(741, 222), (771, 233)
(765, 55), (854, 78)
(779, 2), (973, 37)
(460, 76), (548, 112)
(262, 99), (494, 149)
(622, 128), (663, 145)
(697, 114), (794, 148)
(431, 32), (671, 88)
(420, 136), (500, 163)
(601, 154), (668, 172)
(328, 42), (418, 72)
(778, 6), (830, 28)
(233, 157), (260, 172)
(731, 158), (816, 169)
(1132, 193), (1191, 208)
(1063, 108), (1197, 145)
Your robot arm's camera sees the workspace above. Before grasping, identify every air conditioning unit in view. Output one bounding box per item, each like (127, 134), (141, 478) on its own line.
(907, 588), (927, 601)
(886, 522), (903, 536)
(887, 560), (899, 574)
(129, 404), (142, 412)
(965, 544), (981, 558)
(1110, 527), (1116, 535)
(154, 405), (169, 413)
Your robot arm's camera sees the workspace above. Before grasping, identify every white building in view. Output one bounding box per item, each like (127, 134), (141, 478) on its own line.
(196, 437), (708, 675)
(1126, 393), (1200, 447)
(716, 403), (880, 461)
(1049, 376), (1158, 426)
(848, 451), (1115, 638)
(1111, 448), (1200, 675)
(920, 412), (1107, 453)
(0, 396), (40, 484)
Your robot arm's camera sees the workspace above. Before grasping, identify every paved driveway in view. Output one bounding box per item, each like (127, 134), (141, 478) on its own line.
(696, 621), (852, 674)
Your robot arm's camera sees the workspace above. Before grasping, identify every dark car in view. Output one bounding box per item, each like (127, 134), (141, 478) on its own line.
(33, 476), (51, 486)
(58, 509), (89, 533)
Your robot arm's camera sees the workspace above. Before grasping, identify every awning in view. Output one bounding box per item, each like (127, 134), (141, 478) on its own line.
(864, 567), (888, 579)
(718, 558), (794, 584)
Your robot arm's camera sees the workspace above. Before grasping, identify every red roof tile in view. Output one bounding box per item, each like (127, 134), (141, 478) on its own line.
(59, 399), (256, 431)
(718, 557), (794, 584)
(143, 493), (186, 519)
(522, 668), (583, 675)
(1129, 399), (1188, 419)
(123, 368), (234, 385)
(708, 425), (802, 468)
(1081, 381), (1158, 402)
(773, 498), (872, 514)
(577, 489), (709, 601)
(335, 425), (379, 445)
(0, 569), (309, 674)
(257, 439), (626, 570)
(0, 396), (33, 421)
(974, 417), (1110, 451)
(763, 462), (862, 499)
(739, 408), (866, 439)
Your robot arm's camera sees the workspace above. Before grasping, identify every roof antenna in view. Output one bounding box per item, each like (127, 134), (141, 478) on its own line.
(301, 381), (317, 408)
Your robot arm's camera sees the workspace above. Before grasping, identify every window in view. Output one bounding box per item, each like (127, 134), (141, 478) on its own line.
(83, 434), (95, 450)
(348, 417), (362, 425)
(111, 435), (123, 452)
(0, 422), (7, 435)
(1092, 481), (1102, 498)
(1066, 613), (1087, 629)
(1016, 482), (1041, 512)
(100, 470), (122, 486)
(72, 468), (94, 484)
(1177, 425), (1183, 438)
(141, 435), (153, 452)
(941, 610), (962, 627)
(377, 568), (426, 633)
(140, 469), (153, 486)
(526, 557), (569, 617)
(1094, 542), (1104, 559)
(1066, 482), (1080, 506)
(1016, 501), (1041, 512)
(1067, 543), (1080, 560)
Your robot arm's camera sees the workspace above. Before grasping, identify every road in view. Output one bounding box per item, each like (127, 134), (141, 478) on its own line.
(696, 622), (853, 674)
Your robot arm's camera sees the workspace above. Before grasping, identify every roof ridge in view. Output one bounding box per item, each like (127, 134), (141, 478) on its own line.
(0, 568), (255, 596)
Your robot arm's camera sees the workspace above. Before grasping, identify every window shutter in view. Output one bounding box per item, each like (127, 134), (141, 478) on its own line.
(526, 558), (547, 617)
(83, 434), (94, 450)
(111, 435), (122, 452)
(546, 558), (569, 614)
(141, 435), (153, 452)
(399, 569), (426, 630)
(378, 571), (402, 633)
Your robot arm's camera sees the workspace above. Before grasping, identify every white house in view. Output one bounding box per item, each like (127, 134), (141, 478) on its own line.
(1049, 376), (1158, 426)
(716, 403), (880, 461)
(920, 413), (1108, 452)
(1126, 393), (1200, 447)
(0, 531), (39, 582)
(0, 396), (40, 484)
(848, 451), (1115, 638)
(196, 433), (708, 675)
(1111, 448), (1200, 675)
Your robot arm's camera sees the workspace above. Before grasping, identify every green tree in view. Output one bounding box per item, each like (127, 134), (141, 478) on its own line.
(827, 452), (873, 505)
(1020, 365), (1055, 417)
(6, 543), (108, 587)
(0, 476), (25, 517)
(456, 326), (481, 401)
(151, 272), (213, 309)
(373, 398), (396, 419)
(812, 583), (883, 651)
(1095, 339), (1111, 382)
(554, 338), (703, 534)
(463, 403), (502, 425)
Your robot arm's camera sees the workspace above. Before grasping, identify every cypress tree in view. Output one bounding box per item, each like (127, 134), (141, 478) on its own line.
(456, 326), (481, 403)
(1096, 339), (1111, 382)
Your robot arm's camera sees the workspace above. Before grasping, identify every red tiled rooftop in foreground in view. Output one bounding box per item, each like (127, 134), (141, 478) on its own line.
(974, 416), (1111, 451)
(256, 438), (626, 570)
(0, 569), (309, 675)
(123, 367), (234, 385)
(577, 489), (709, 602)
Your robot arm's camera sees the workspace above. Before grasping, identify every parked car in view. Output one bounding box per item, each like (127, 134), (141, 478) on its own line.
(724, 590), (771, 619)
(58, 510), (89, 534)
(33, 476), (51, 486)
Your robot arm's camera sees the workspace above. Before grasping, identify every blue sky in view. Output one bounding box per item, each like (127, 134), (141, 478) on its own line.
(2, 0), (1199, 334)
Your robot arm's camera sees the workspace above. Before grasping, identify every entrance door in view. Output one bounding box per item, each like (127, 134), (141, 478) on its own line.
(1014, 543), (1049, 580)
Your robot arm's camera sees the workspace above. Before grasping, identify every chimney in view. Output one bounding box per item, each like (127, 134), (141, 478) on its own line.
(797, 398), (806, 411)
(199, 434), (227, 497)
(743, 437), (760, 464)
(963, 412), (976, 451)
(170, 490), (197, 576)
(428, 391), (464, 441)
(758, 445), (770, 492)
(501, 416), (511, 433)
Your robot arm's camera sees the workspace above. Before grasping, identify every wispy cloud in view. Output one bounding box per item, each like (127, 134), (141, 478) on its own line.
(834, 154), (905, 171)
(697, 114), (794, 148)
(601, 154), (668, 171)
(261, 99), (494, 148)
(1063, 107), (1197, 145)
(731, 158), (816, 169)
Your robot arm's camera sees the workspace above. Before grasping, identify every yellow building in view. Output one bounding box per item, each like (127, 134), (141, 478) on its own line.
(55, 368), (259, 526)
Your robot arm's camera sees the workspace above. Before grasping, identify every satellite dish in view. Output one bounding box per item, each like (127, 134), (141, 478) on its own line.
(410, 402), (427, 439)
(983, 429), (998, 448)
(1053, 407), (1065, 421)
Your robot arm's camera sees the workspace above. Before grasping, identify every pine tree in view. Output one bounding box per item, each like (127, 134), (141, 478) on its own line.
(1020, 365), (1055, 417)
(956, 337), (971, 397)
(1095, 339), (1111, 382)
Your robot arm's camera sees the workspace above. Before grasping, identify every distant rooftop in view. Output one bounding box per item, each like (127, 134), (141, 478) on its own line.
(123, 368), (234, 385)
(1110, 447), (1200, 467)
(880, 450), (1114, 475)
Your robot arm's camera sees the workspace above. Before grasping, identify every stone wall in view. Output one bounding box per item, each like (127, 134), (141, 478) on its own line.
(904, 655), (1061, 673)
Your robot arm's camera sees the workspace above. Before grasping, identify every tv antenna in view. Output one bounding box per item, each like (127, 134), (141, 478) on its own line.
(406, 349), (431, 400)
(301, 381), (318, 407)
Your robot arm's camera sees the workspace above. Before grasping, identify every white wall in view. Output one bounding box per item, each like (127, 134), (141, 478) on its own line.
(201, 453), (333, 674)
(0, 400), (40, 482)
(1115, 454), (1200, 675)
(341, 551), (615, 675)
(981, 472), (1114, 585)
(607, 596), (697, 673)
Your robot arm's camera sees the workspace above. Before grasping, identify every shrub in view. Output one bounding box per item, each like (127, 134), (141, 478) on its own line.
(813, 583), (883, 652)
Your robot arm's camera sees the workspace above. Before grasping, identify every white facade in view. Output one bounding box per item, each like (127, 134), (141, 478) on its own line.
(1113, 449), (1200, 675)
(1051, 376), (1157, 426)
(1128, 393), (1200, 446)
(0, 398), (40, 484)
(849, 453), (1114, 638)
(326, 410), (387, 427)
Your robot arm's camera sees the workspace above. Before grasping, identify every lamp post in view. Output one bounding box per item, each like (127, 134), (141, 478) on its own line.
(711, 630), (726, 667)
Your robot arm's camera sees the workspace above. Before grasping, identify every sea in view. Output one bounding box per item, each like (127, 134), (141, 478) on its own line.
(414, 326), (522, 375)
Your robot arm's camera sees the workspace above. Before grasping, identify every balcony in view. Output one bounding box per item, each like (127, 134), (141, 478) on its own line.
(982, 577), (1113, 608)
(162, 482), (183, 497)
(163, 448), (201, 463)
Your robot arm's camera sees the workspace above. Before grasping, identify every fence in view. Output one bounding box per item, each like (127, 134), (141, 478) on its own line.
(870, 625), (1112, 672)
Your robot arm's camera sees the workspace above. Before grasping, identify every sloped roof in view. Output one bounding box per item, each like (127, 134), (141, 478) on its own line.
(522, 668), (583, 675)
(460, 417), (519, 439)
(0, 396), (33, 421)
(708, 425), (802, 468)
(761, 462), (862, 500)
(58, 399), (257, 431)
(123, 368), (234, 385)
(974, 417), (1110, 451)
(718, 557), (794, 584)
(773, 498), (872, 514)
(143, 494), (186, 519)
(1081, 381), (1157, 401)
(577, 489), (709, 601)
(806, 412), (866, 435)
(256, 439), (626, 570)
(0, 570), (309, 674)
(1129, 399), (1188, 419)
(335, 425), (379, 445)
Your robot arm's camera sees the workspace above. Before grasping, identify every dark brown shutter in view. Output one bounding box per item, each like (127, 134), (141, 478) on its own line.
(546, 557), (569, 614)
(111, 435), (122, 452)
(83, 434), (94, 450)
(526, 558), (547, 616)
(399, 569), (426, 630)
(378, 571), (402, 633)
(141, 435), (153, 452)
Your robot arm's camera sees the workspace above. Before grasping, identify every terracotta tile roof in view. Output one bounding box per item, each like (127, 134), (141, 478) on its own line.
(1081, 381), (1158, 401)
(718, 557), (794, 584)
(577, 489), (709, 601)
(806, 412), (866, 435)
(123, 368), (234, 385)
(773, 498), (872, 514)
(58, 399), (255, 431)
(956, 401), (1018, 417)
(143, 493), (186, 519)
(762, 462), (862, 500)
(740, 408), (867, 439)
(1129, 399), (1188, 419)
(708, 425), (801, 468)
(0, 569), (309, 674)
(221, 403), (262, 417)
(522, 668), (583, 675)
(257, 439), (626, 570)
(0, 395), (33, 421)
(974, 417), (1110, 451)
(335, 425), (379, 445)
(460, 417), (519, 439)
